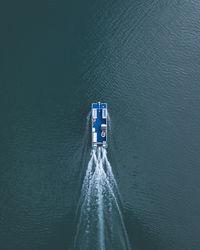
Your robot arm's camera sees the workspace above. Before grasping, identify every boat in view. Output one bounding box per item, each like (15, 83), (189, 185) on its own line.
(91, 102), (108, 148)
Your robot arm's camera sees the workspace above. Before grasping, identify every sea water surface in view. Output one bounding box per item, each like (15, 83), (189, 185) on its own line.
(1, 0), (200, 249)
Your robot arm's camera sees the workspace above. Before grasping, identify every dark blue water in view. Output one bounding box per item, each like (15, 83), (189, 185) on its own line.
(1, 0), (200, 249)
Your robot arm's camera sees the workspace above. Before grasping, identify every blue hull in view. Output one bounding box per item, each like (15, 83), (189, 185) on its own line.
(91, 102), (108, 148)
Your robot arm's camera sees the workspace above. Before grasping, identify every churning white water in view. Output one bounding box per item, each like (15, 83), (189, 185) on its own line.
(74, 115), (130, 250)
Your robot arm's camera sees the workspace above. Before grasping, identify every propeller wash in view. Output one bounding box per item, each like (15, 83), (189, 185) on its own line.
(74, 103), (130, 250)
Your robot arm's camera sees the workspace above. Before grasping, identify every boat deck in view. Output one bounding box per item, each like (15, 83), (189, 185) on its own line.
(92, 103), (107, 147)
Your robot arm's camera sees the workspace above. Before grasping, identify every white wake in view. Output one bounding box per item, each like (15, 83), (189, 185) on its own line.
(74, 145), (131, 250)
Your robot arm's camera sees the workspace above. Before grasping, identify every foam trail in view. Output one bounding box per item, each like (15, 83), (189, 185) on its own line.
(97, 147), (105, 249)
(74, 115), (131, 250)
